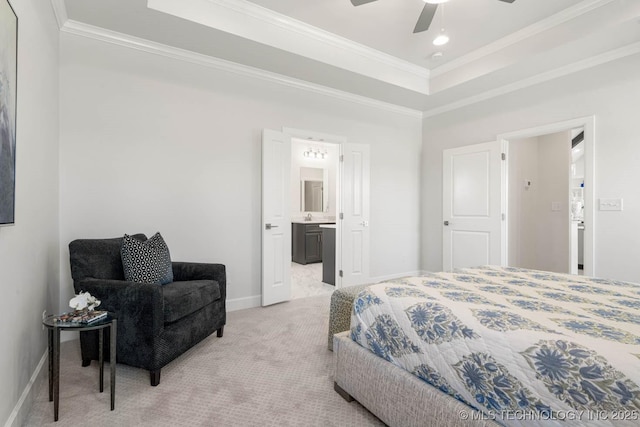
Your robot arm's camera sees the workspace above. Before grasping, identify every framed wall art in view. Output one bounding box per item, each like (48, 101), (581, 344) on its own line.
(0, 0), (17, 225)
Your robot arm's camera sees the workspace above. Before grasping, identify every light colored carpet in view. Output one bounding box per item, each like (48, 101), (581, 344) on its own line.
(25, 295), (384, 426)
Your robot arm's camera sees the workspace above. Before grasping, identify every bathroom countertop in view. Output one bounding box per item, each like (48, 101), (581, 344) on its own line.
(291, 220), (336, 224)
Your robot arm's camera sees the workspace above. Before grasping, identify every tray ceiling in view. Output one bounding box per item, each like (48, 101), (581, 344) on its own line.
(59, 0), (640, 115)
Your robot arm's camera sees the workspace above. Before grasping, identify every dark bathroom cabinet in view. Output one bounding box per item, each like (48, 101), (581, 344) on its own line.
(292, 223), (325, 264)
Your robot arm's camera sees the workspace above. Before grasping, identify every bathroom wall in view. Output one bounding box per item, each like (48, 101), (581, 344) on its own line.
(290, 139), (339, 220)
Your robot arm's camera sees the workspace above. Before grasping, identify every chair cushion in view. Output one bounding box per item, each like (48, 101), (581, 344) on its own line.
(163, 280), (221, 323)
(121, 232), (173, 285)
(69, 234), (148, 281)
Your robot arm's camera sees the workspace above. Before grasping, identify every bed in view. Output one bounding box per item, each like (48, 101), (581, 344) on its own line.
(333, 266), (640, 426)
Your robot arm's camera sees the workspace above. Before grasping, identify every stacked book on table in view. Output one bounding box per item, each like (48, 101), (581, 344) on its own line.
(53, 310), (108, 324)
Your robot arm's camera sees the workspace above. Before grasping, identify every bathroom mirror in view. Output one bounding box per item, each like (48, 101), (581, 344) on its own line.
(303, 180), (323, 212)
(300, 167), (327, 212)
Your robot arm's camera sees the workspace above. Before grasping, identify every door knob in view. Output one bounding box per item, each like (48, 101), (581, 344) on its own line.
(444, 221), (450, 226)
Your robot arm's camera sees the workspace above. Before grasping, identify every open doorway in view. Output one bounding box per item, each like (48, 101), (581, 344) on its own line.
(262, 128), (371, 306)
(499, 117), (594, 276)
(290, 138), (340, 299)
(570, 129), (585, 274)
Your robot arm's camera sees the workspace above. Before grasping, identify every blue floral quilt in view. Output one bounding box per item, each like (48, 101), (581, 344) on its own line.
(350, 266), (640, 426)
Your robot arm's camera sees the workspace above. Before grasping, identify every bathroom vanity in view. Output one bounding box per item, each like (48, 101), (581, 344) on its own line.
(291, 221), (334, 265)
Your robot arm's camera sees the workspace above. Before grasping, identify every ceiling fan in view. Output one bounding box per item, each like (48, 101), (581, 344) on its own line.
(350, 0), (517, 34)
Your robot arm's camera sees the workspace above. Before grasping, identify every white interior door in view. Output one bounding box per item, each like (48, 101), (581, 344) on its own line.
(443, 141), (502, 271)
(262, 130), (291, 306)
(341, 143), (370, 286)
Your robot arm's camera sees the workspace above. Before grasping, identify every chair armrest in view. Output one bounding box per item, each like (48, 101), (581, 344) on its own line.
(75, 278), (164, 335)
(172, 262), (226, 300)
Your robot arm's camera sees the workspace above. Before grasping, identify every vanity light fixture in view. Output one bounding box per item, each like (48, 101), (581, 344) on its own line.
(303, 148), (328, 160)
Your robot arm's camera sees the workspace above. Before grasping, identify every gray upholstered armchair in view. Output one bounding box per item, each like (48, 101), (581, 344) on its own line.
(69, 234), (226, 386)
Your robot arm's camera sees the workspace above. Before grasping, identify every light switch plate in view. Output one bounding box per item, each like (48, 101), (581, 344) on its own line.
(551, 202), (561, 211)
(599, 198), (623, 211)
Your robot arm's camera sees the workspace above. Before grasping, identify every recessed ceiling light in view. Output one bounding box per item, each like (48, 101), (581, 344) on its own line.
(433, 33), (449, 46)
(431, 51), (444, 60)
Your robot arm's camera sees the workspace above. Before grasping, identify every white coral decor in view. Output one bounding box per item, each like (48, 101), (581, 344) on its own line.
(69, 291), (101, 311)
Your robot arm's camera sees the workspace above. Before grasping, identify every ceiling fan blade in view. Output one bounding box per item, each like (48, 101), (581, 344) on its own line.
(414, 4), (437, 34)
(351, 0), (378, 6)
(498, 0), (516, 3)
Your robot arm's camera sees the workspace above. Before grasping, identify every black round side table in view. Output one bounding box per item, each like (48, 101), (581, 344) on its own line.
(42, 313), (117, 422)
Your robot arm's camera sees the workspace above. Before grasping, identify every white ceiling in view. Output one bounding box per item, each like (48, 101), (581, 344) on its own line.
(58, 0), (640, 115)
(248, 0), (583, 67)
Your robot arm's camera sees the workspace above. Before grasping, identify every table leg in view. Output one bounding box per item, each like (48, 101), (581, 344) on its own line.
(110, 319), (117, 411)
(99, 326), (104, 393)
(53, 327), (60, 422)
(48, 328), (53, 402)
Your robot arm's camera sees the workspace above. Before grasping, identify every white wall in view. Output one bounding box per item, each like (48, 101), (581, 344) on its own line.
(508, 137), (538, 268)
(59, 33), (422, 310)
(509, 132), (570, 272)
(0, 1), (59, 425)
(422, 53), (640, 283)
(535, 131), (571, 273)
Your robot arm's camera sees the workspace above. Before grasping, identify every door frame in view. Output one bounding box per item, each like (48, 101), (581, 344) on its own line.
(283, 127), (347, 288)
(497, 116), (595, 276)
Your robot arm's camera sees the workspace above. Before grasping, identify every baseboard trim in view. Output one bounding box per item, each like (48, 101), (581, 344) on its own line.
(226, 294), (262, 311)
(227, 271), (426, 311)
(370, 270), (425, 283)
(4, 350), (48, 427)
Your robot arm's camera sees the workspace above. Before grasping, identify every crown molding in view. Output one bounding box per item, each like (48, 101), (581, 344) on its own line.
(54, 0), (631, 121)
(148, 0), (429, 94)
(50, 0), (68, 30)
(430, 0), (615, 79)
(203, 0), (429, 79)
(59, 20), (422, 119)
(423, 41), (640, 119)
